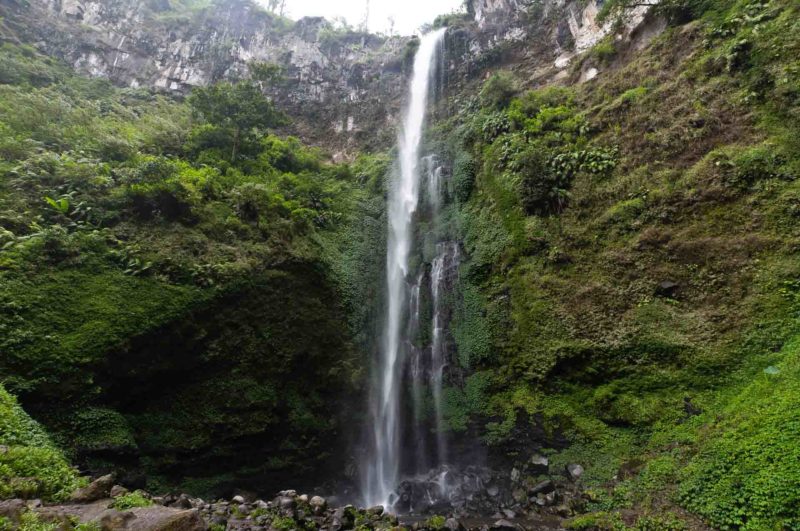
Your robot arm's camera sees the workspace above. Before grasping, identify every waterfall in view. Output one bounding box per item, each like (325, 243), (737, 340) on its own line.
(430, 241), (459, 472)
(363, 28), (447, 509)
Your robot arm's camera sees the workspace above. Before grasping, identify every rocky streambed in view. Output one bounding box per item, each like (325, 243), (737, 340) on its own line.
(0, 458), (588, 530)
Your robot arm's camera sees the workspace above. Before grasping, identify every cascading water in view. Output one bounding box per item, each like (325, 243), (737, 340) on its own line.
(430, 241), (460, 471)
(363, 28), (447, 509)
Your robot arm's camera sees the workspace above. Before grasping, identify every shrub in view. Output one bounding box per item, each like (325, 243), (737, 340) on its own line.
(0, 384), (83, 501)
(480, 72), (518, 110)
(452, 151), (476, 203)
(110, 490), (153, 510)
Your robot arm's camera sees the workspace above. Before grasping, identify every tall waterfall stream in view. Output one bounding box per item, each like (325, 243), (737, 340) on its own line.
(363, 28), (454, 510)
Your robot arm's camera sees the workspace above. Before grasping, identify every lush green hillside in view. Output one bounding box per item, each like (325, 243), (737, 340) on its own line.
(437, 0), (800, 528)
(0, 41), (386, 495)
(1, 0), (799, 527)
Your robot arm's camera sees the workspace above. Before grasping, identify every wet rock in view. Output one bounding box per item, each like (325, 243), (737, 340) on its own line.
(310, 495), (327, 515)
(110, 485), (129, 498)
(367, 505), (384, 516)
(556, 504), (572, 517)
(510, 467), (520, 482)
(535, 491), (557, 507)
(445, 517), (465, 530)
(528, 480), (554, 495)
(529, 454), (549, 474)
(71, 474), (115, 503)
(298, 494), (309, 503)
(567, 464), (584, 481)
(492, 519), (517, 530)
(171, 494), (193, 509)
(656, 280), (679, 297)
(232, 495), (245, 504)
(487, 485), (500, 497)
(278, 496), (296, 510)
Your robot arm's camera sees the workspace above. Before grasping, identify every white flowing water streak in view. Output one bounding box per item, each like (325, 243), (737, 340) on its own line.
(364, 28), (447, 509)
(430, 242), (459, 471)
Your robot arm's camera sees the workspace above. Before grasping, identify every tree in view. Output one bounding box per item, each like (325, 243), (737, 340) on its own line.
(266, 0), (285, 15)
(187, 81), (286, 162)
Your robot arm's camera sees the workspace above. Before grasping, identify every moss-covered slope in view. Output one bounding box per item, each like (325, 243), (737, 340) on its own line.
(0, 40), (386, 495)
(437, 0), (800, 527)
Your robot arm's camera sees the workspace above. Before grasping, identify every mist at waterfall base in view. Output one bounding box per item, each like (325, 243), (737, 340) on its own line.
(356, 28), (486, 514)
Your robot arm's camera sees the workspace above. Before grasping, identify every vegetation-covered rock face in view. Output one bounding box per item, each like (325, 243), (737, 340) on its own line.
(432, 0), (800, 527)
(0, 0), (411, 154)
(0, 39), (386, 496)
(1, 0), (800, 528)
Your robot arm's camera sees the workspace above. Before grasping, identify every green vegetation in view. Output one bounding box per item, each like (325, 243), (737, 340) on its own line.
(440, 0), (800, 527)
(110, 490), (153, 510)
(0, 384), (83, 500)
(0, 37), (385, 495)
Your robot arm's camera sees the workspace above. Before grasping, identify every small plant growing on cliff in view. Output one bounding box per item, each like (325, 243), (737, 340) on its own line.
(425, 515), (448, 530)
(480, 72), (519, 110)
(110, 490), (153, 510)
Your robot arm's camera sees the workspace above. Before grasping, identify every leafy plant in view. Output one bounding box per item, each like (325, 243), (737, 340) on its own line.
(110, 490), (153, 510)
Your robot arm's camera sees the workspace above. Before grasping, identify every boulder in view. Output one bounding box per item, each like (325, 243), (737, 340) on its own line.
(128, 506), (206, 530)
(444, 517), (465, 530)
(98, 510), (137, 530)
(171, 494), (193, 509)
(36, 501), (206, 531)
(0, 499), (26, 526)
(70, 474), (115, 503)
(309, 495), (327, 515)
(656, 280), (679, 297)
(110, 485), (129, 498)
(366, 505), (384, 516)
(492, 519), (517, 530)
(529, 455), (549, 475)
(528, 480), (554, 495)
(566, 464), (584, 481)
(231, 495), (245, 504)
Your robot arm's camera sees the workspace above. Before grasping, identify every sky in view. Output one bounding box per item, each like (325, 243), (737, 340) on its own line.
(258, 0), (465, 35)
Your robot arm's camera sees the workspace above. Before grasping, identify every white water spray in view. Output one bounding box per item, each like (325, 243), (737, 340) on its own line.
(364, 28), (447, 509)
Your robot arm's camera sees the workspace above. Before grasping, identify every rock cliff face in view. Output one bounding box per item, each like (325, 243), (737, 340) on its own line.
(462, 0), (661, 83)
(0, 0), (660, 152)
(0, 0), (411, 155)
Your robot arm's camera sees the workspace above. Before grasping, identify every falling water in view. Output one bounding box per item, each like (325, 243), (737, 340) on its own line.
(364, 28), (447, 509)
(430, 241), (459, 471)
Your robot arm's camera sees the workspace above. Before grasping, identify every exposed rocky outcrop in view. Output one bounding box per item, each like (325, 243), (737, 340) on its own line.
(0, 0), (661, 155)
(0, 0), (411, 155)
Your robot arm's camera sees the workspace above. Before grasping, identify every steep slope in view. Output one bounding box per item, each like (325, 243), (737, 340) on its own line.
(431, 0), (800, 527)
(0, 40), (387, 495)
(0, 0), (411, 155)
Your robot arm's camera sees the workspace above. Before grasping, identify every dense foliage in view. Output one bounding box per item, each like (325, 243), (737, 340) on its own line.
(437, 0), (800, 528)
(0, 384), (83, 501)
(0, 41), (385, 494)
